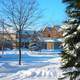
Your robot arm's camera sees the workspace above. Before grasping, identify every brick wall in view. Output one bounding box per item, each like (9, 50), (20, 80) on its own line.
(42, 27), (63, 38)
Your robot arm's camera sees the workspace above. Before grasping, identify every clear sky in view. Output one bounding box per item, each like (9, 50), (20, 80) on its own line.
(38, 0), (67, 26)
(0, 0), (67, 30)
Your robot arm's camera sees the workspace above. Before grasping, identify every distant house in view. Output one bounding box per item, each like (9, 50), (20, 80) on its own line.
(0, 29), (40, 50)
(0, 31), (16, 49)
(0, 26), (63, 51)
(41, 26), (63, 38)
(16, 30), (35, 48)
(39, 26), (63, 50)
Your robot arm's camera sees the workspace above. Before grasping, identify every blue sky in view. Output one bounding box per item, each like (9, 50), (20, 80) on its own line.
(0, 0), (67, 30)
(38, 0), (67, 26)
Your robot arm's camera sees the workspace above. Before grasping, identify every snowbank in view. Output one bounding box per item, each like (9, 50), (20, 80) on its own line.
(0, 57), (62, 80)
(0, 51), (63, 80)
(0, 49), (61, 57)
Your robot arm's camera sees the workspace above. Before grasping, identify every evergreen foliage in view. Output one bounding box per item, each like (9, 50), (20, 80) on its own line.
(61, 0), (80, 80)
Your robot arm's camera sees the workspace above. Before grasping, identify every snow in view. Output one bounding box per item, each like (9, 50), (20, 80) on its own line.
(27, 50), (62, 57)
(0, 49), (62, 56)
(69, 18), (77, 22)
(75, 42), (80, 49)
(64, 34), (73, 40)
(0, 61), (62, 80)
(0, 50), (63, 80)
(61, 23), (71, 30)
(43, 38), (63, 42)
(77, 25), (80, 32)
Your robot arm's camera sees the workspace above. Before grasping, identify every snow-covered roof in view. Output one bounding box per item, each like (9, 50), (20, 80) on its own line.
(42, 38), (63, 42)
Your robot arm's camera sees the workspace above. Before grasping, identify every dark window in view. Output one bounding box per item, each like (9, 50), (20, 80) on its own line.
(48, 34), (50, 37)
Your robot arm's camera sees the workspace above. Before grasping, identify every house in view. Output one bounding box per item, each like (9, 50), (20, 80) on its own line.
(0, 30), (16, 49)
(0, 29), (39, 49)
(39, 26), (63, 50)
(41, 26), (63, 38)
(16, 30), (37, 49)
(0, 26), (63, 50)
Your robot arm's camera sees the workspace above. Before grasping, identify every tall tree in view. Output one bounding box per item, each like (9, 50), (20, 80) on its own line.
(61, 0), (80, 80)
(0, 0), (41, 65)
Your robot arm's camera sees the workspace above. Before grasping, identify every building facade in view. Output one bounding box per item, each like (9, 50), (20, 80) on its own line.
(0, 26), (63, 50)
(39, 26), (63, 50)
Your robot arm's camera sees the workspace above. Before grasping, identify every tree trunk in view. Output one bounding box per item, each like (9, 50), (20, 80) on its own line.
(2, 45), (4, 55)
(2, 20), (4, 56)
(18, 30), (22, 65)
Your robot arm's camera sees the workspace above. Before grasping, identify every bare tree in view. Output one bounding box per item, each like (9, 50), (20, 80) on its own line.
(0, 0), (42, 65)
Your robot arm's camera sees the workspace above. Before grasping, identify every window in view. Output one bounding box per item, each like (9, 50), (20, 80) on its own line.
(48, 34), (50, 37)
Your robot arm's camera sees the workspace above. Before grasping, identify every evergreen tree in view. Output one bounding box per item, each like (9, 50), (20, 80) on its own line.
(61, 0), (80, 80)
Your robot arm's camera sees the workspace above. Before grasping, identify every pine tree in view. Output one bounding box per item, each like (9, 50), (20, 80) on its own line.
(61, 0), (80, 80)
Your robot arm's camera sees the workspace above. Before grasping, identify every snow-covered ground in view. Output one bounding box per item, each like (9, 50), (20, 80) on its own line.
(0, 50), (63, 80)
(0, 49), (62, 56)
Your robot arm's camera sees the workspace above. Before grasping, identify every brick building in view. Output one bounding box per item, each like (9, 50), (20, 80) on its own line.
(42, 26), (63, 38)
(39, 26), (63, 50)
